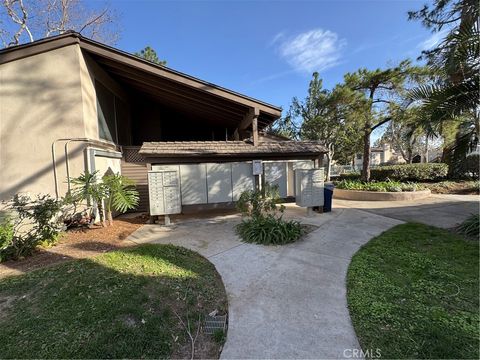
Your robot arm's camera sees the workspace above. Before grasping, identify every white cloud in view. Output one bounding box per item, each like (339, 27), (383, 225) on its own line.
(276, 28), (346, 73)
(417, 29), (448, 50)
(269, 31), (286, 47)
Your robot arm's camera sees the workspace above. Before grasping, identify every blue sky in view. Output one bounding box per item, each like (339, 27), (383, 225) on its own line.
(113, 0), (437, 105)
(112, 0), (439, 138)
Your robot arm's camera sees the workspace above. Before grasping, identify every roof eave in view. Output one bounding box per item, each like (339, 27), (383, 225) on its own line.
(0, 32), (282, 118)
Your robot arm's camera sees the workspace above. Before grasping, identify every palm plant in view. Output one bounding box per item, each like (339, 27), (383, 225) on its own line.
(409, 0), (479, 175)
(102, 173), (139, 226)
(70, 171), (107, 226)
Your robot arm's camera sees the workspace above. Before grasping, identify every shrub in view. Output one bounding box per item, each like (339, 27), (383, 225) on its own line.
(336, 180), (423, 192)
(235, 183), (303, 245)
(464, 154), (479, 179)
(370, 163), (448, 182)
(236, 183), (282, 218)
(0, 220), (14, 262)
(456, 214), (479, 239)
(0, 194), (65, 261)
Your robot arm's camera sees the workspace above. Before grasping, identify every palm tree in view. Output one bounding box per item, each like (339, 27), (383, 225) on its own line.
(409, 0), (479, 176)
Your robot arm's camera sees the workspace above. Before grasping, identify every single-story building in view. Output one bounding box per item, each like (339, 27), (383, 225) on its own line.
(0, 32), (327, 214)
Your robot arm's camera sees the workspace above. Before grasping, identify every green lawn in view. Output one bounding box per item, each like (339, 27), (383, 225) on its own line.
(347, 223), (479, 359)
(0, 244), (227, 359)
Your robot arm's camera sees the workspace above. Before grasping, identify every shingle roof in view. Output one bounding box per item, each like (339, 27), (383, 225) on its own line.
(139, 140), (327, 157)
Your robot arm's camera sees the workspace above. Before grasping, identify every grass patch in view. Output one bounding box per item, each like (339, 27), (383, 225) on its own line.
(0, 244), (227, 359)
(347, 223), (479, 359)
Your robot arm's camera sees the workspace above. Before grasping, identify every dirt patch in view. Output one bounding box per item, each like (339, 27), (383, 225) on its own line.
(0, 216), (147, 278)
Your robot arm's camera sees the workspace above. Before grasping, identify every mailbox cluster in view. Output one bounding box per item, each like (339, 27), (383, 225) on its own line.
(295, 168), (325, 208)
(147, 170), (181, 216)
(147, 161), (325, 217)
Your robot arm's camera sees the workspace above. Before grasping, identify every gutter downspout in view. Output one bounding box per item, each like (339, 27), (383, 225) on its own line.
(52, 138), (88, 199)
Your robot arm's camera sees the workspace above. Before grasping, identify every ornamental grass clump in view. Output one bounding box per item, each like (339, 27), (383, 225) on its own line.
(456, 214), (480, 239)
(235, 184), (303, 245)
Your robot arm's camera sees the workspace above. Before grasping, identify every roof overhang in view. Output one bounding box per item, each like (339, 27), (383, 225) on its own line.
(138, 140), (327, 163)
(0, 32), (282, 129)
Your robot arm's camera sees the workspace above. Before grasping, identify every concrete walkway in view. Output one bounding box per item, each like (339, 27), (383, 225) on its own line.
(334, 194), (479, 229)
(128, 206), (402, 359)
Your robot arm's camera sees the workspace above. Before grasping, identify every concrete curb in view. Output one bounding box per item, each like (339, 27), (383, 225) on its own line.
(334, 188), (431, 201)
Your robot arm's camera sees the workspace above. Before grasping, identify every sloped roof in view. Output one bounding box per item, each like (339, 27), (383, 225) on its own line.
(0, 32), (281, 127)
(140, 140), (327, 158)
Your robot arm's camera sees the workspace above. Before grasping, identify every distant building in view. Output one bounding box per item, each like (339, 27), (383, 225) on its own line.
(353, 144), (405, 168)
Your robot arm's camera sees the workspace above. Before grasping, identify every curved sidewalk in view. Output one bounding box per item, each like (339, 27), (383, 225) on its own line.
(128, 206), (402, 359)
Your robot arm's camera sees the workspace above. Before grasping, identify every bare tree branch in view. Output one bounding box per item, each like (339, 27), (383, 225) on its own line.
(3, 0), (34, 45)
(78, 8), (108, 34)
(1, 0), (120, 47)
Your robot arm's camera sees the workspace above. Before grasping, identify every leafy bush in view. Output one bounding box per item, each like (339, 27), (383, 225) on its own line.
(464, 154), (479, 179)
(0, 194), (65, 261)
(456, 214), (479, 239)
(236, 183), (283, 218)
(0, 220), (14, 262)
(370, 163), (448, 182)
(235, 183), (303, 245)
(336, 180), (423, 192)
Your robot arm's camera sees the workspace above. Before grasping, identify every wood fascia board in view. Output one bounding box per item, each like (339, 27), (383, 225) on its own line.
(0, 35), (79, 64)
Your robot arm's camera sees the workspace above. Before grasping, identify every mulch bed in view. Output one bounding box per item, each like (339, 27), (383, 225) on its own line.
(0, 215), (147, 278)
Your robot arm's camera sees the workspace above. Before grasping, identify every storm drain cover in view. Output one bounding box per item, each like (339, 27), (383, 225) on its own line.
(204, 314), (227, 334)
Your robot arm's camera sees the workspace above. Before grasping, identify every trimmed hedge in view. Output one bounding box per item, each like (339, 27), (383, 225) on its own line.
(338, 172), (361, 181)
(370, 163), (448, 182)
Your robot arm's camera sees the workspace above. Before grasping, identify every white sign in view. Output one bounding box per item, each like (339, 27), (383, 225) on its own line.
(252, 160), (263, 176)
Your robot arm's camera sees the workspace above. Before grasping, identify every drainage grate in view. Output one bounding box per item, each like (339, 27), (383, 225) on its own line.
(204, 314), (227, 334)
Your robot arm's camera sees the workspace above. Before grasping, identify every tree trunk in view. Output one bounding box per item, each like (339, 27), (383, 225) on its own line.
(325, 151), (332, 181)
(424, 136), (429, 163)
(107, 210), (113, 226)
(97, 200), (106, 227)
(361, 126), (371, 182)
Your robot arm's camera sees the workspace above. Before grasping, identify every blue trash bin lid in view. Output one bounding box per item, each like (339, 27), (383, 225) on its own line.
(325, 183), (335, 190)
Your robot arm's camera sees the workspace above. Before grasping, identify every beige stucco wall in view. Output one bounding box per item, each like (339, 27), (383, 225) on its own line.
(0, 44), (88, 200)
(79, 51), (129, 140)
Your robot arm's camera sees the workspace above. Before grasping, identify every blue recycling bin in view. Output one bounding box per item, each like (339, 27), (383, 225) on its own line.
(323, 183), (334, 212)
